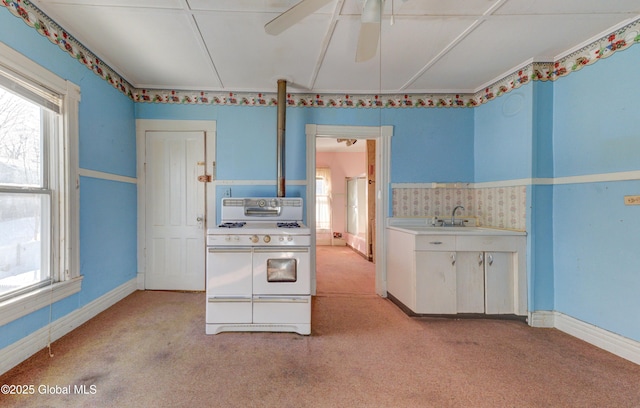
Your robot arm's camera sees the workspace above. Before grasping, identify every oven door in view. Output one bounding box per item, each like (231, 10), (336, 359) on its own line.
(252, 247), (310, 295)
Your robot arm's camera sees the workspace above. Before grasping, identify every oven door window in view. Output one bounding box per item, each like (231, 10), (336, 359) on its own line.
(267, 259), (297, 282)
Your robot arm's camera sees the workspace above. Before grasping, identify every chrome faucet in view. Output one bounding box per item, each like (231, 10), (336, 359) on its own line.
(451, 205), (465, 226)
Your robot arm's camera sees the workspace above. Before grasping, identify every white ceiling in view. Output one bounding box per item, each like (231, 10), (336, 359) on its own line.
(316, 137), (366, 152)
(29, 0), (640, 94)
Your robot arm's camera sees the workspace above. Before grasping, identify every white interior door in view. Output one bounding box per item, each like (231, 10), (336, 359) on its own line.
(145, 131), (206, 290)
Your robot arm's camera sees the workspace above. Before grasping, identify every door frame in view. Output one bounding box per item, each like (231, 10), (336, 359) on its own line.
(306, 124), (392, 297)
(136, 119), (217, 290)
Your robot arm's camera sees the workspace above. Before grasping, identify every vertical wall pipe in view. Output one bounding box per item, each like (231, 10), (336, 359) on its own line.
(276, 79), (286, 197)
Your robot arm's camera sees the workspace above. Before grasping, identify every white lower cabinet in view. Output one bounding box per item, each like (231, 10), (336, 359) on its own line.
(483, 251), (514, 314)
(415, 251), (457, 314)
(455, 251), (514, 314)
(387, 228), (526, 316)
(455, 252), (485, 313)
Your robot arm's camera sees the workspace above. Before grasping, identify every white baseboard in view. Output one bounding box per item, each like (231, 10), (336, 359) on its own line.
(0, 278), (137, 375)
(530, 311), (640, 365)
(529, 311), (555, 328)
(137, 272), (145, 290)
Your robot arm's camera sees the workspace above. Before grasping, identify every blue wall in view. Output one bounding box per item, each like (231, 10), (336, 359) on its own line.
(471, 46), (640, 342)
(474, 86), (533, 183)
(529, 81), (555, 311)
(0, 9), (137, 348)
(3, 2), (640, 354)
(552, 47), (640, 341)
(137, 103), (475, 186)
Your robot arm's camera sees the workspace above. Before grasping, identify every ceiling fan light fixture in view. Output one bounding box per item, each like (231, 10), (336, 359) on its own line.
(337, 138), (357, 146)
(361, 0), (383, 23)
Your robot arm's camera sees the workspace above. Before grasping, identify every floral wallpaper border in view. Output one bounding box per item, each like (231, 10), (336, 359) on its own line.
(3, 1), (640, 108)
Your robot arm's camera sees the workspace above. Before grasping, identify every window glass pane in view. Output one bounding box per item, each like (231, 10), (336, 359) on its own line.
(0, 193), (50, 297)
(0, 87), (42, 187)
(316, 195), (331, 230)
(316, 177), (326, 196)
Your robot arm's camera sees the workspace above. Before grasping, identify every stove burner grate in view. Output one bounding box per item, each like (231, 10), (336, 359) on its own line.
(277, 222), (301, 228)
(218, 222), (246, 228)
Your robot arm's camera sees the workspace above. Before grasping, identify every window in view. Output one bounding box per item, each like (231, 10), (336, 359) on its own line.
(0, 88), (52, 298)
(0, 43), (81, 325)
(316, 168), (331, 231)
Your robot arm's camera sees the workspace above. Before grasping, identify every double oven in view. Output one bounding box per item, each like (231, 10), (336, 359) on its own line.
(206, 197), (311, 335)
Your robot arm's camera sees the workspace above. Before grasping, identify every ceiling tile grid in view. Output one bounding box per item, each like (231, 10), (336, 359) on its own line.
(4, 0), (640, 107)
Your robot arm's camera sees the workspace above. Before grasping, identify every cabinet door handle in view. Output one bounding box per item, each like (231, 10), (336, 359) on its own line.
(208, 296), (251, 303)
(450, 253), (456, 266)
(429, 241), (443, 245)
(487, 253), (494, 266)
(478, 252), (484, 266)
(253, 296), (309, 304)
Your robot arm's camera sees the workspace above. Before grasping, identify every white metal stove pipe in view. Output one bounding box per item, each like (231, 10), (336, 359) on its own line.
(276, 79), (286, 198)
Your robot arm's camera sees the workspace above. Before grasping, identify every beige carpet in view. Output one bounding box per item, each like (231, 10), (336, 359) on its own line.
(1, 246), (639, 407)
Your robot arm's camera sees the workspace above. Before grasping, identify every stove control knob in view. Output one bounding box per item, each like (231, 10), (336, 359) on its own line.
(250, 235), (259, 243)
(225, 235), (231, 242)
(287, 236), (293, 241)
(263, 235), (271, 243)
(279, 236), (285, 242)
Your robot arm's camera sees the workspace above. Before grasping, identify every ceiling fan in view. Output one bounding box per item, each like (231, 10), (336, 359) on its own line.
(265, 0), (385, 62)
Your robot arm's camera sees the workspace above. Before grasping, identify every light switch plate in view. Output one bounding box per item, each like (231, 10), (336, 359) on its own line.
(624, 195), (640, 205)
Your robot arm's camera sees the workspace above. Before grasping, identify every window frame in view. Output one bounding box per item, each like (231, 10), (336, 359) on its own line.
(0, 42), (81, 326)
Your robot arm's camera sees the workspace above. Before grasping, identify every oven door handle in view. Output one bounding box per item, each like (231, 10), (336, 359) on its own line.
(208, 248), (252, 253)
(208, 296), (252, 303)
(253, 247), (309, 253)
(253, 296), (309, 304)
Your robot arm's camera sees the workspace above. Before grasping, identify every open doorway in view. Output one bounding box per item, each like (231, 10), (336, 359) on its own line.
(306, 124), (392, 298)
(315, 137), (376, 296)
(315, 138), (374, 260)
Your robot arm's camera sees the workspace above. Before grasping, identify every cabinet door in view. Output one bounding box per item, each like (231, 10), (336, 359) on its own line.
(415, 251), (457, 314)
(484, 252), (514, 314)
(386, 230), (417, 309)
(455, 252), (485, 313)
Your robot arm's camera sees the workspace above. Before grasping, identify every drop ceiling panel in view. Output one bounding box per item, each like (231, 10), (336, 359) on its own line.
(196, 12), (332, 92)
(314, 15), (477, 93)
(378, 16), (479, 92)
(189, 0), (335, 13)
(413, 13), (639, 91)
(495, 0), (640, 15)
(340, 0), (502, 16)
(33, 3), (221, 89)
(312, 18), (381, 93)
(38, 0), (184, 8)
(26, 0), (640, 94)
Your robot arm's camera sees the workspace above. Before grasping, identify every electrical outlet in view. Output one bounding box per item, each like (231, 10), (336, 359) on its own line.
(624, 195), (640, 205)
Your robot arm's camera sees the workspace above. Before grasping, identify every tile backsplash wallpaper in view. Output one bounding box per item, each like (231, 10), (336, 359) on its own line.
(392, 186), (527, 230)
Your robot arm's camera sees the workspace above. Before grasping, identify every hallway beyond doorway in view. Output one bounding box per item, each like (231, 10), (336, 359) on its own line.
(315, 246), (375, 296)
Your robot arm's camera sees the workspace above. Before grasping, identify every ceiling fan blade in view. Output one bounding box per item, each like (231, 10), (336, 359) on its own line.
(265, 0), (333, 36)
(355, 21), (380, 62)
(356, 0), (383, 62)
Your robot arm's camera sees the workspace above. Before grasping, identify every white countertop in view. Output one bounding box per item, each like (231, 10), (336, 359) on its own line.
(387, 218), (526, 236)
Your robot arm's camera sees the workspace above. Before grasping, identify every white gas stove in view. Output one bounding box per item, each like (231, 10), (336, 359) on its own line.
(206, 197), (311, 335)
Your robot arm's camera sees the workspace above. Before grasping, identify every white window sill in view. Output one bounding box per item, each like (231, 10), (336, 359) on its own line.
(0, 276), (83, 327)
